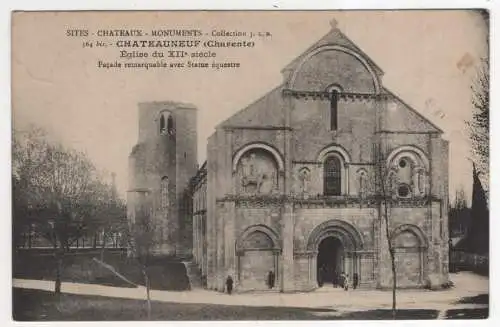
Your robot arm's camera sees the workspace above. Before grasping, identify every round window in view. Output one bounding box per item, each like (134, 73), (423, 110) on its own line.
(399, 158), (407, 168)
(397, 184), (411, 198)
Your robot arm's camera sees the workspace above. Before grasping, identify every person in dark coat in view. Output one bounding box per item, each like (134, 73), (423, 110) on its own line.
(226, 275), (234, 295)
(267, 270), (275, 289)
(353, 273), (359, 290)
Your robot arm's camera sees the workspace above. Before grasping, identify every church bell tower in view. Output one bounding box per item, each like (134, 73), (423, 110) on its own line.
(127, 101), (198, 257)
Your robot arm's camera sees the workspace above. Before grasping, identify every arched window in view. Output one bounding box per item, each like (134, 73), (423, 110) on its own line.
(324, 156), (342, 196)
(386, 146), (430, 198)
(159, 114), (166, 134)
(167, 115), (175, 136)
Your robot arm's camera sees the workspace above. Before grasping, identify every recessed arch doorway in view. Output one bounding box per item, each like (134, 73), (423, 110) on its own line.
(317, 236), (344, 287)
(307, 219), (365, 288)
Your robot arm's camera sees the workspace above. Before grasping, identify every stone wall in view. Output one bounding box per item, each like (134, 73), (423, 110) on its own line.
(194, 25), (449, 293)
(127, 101), (198, 257)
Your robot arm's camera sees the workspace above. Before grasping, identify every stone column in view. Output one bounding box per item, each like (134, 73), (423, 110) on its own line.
(310, 252), (318, 289)
(378, 205), (390, 288)
(193, 214), (198, 263)
(216, 203), (225, 292)
(282, 203), (295, 292)
(225, 201), (236, 280)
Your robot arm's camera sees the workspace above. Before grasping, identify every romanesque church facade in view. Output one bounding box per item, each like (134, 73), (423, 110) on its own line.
(129, 24), (450, 293)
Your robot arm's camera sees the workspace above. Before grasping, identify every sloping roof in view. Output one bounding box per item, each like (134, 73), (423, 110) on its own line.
(282, 25), (384, 77)
(217, 84), (285, 128)
(383, 88), (444, 134)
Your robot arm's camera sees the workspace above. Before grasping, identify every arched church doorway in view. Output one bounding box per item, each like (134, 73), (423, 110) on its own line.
(307, 219), (365, 289)
(317, 237), (344, 287)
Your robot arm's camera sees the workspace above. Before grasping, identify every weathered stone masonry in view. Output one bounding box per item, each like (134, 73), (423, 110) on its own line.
(128, 23), (450, 293)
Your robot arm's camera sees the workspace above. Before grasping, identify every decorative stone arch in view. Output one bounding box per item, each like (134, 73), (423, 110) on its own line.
(317, 144), (351, 195)
(232, 143), (285, 173)
(236, 224), (281, 252)
(390, 224), (428, 287)
(356, 168), (368, 175)
(325, 83), (344, 93)
(298, 166), (311, 174)
(386, 145), (430, 171)
(390, 224), (429, 249)
(386, 145), (430, 197)
(236, 224), (282, 290)
(307, 219), (364, 252)
(156, 109), (173, 119)
(317, 144), (351, 163)
(288, 45), (382, 94)
(307, 220), (365, 289)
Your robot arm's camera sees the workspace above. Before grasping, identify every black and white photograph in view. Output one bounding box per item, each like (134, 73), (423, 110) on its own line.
(9, 8), (490, 321)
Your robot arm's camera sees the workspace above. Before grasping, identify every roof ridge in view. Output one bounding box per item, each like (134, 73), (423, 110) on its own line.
(281, 24), (384, 76)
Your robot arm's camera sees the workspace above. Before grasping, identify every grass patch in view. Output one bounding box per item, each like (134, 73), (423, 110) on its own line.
(446, 308), (489, 319)
(456, 293), (489, 305)
(14, 288), (443, 321)
(341, 309), (439, 320)
(13, 251), (190, 290)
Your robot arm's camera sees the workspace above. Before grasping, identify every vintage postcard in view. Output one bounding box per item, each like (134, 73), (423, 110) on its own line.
(11, 10), (489, 321)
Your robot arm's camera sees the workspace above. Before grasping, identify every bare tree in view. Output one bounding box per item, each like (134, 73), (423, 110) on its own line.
(373, 143), (398, 319)
(125, 190), (160, 320)
(89, 178), (127, 263)
(12, 125), (120, 294)
(467, 57), (489, 191)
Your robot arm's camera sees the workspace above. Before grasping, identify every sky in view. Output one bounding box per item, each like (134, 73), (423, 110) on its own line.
(11, 10), (488, 204)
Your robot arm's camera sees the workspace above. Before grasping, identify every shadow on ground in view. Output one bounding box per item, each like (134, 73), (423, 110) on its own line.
(13, 288), (442, 321)
(13, 250), (191, 291)
(456, 293), (489, 305)
(446, 309), (488, 319)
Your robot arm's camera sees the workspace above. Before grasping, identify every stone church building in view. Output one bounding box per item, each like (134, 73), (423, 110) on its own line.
(128, 23), (450, 293)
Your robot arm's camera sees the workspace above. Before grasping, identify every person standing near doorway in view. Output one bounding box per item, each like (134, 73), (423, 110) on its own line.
(343, 273), (349, 291)
(353, 273), (359, 290)
(267, 270), (275, 289)
(226, 275), (234, 295)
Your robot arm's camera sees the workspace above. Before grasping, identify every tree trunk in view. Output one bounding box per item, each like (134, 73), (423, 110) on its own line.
(142, 268), (151, 320)
(390, 248), (397, 319)
(383, 203), (397, 319)
(28, 224), (32, 248)
(100, 234), (107, 275)
(55, 248), (64, 294)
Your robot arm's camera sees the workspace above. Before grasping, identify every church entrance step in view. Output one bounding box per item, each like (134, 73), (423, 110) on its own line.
(182, 261), (202, 289)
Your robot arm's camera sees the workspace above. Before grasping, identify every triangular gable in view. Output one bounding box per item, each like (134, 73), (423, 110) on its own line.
(218, 85), (285, 128)
(384, 88), (444, 134)
(282, 26), (384, 77)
